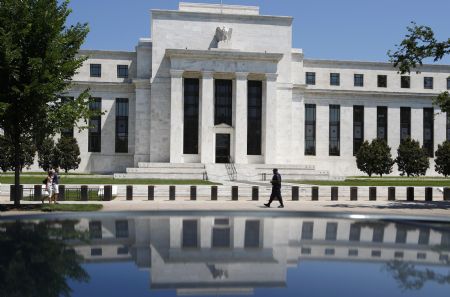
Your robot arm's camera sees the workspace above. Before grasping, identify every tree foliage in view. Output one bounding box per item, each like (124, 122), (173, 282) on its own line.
(53, 137), (81, 173)
(37, 137), (56, 172)
(0, 0), (92, 204)
(0, 134), (35, 172)
(435, 140), (450, 177)
(356, 139), (395, 177)
(396, 138), (430, 177)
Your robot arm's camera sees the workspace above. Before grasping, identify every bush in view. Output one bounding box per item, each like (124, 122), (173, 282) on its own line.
(435, 140), (450, 177)
(53, 137), (81, 173)
(0, 134), (35, 172)
(37, 137), (56, 172)
(356, 139), (394, 177)
(396, 138), (429, 177)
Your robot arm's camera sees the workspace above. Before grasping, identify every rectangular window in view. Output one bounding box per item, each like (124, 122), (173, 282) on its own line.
(401, 76), (410, 88)
(90, 64), (101, 77)
(61, 97), (74, 138)
(88, 98), (101, 152)
(400, 107), (411, 141)
(378, 75), (387, 88)
(377, 106), (388, 141)
(89, 221), (102, 239)
(115, 220), (129, 238)
(330, 73), (340, 86)
(117, 65), (129, 78)
(301, 222), (314, 240)
(325, 222), (338, 241)
(214, 79), (232, 126)
(182, 220), (199, 248)
(306, 72), (316, 85)
(423, 107), (434, 157)
(418, 228), (430, 245)
(244, 220), (261, 248)
(353, 105), (364, 155)
(447, 113), (450, 141)
(349, 224), (361, 242)
(395, 226), (407, 244)
(447, 77), (450, 90)
(354, 74), (364, 87)
(372, 225), (384, 243)
(183, 78), (199, 154)
(329, 105), (340, 156)
(305, 104), (316, 155)
(247, 80), (262, 155)
(115, 98), (129, 153)
(424, 77), (433, 89)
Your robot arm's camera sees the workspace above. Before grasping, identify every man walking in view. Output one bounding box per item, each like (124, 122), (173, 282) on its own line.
(264, 168), (284, 208)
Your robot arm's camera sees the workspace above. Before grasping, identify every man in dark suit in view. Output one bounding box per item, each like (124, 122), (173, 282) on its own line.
(264, 168), (284, 208)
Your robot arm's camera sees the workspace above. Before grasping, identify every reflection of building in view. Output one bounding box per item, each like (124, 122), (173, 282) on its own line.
(66, 215), (450, 295)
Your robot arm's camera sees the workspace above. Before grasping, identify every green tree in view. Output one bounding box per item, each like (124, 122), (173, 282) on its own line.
(53, 137), (81, 173)
(0, 134), (35, 172)
(37, 137), (56, 172)
(435, 140), (450, 177)
(0, 0), (93, 205)
(396, 138), (430, 177)
(388, 22), (450, 112)
(356, 139), (394, 177)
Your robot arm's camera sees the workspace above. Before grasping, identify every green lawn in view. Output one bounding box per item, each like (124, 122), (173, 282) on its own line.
(0, 203), (103, 212)
(289, 179), (450, 187)
(0, 176), (219, 185)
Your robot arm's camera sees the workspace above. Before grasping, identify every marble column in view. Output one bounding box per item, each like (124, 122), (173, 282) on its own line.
(170, 69), (184, 163)
(234, 72), (248, 164)
(264, 73), (278, 164)
(200, 71), (214, 164)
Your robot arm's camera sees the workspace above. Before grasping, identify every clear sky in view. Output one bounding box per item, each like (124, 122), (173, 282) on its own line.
(66, 0), (450, 63)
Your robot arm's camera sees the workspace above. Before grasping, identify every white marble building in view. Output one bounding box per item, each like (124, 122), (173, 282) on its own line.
(67, 2), (450, 179)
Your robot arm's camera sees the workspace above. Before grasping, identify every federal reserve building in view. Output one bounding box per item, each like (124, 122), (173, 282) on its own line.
(67, 2), (450, 180)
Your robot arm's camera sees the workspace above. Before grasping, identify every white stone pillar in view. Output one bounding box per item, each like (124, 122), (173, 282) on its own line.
(234, 72), (248, 164)
(264, 73), (278, 164)
(170, 69), (184, 163)
(201, 71), (214, 164)
(133, 79), (151, 165)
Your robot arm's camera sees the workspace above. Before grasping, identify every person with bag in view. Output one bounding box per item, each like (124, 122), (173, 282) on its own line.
(51, 168), (60, 203)
(41, 171), (53, 204)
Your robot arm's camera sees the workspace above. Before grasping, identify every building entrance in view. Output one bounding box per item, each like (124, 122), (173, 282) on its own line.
(215, 134), (230, 163)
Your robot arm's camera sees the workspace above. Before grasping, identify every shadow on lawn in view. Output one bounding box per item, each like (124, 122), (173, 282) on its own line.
(325, 201), (450, 210)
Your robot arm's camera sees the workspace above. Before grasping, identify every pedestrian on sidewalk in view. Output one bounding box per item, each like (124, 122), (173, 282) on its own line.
(264, 168), (284, 208)
(51, 167), (60, 203)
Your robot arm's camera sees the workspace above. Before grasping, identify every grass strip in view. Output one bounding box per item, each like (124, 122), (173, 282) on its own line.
(0, 203), (103, 212)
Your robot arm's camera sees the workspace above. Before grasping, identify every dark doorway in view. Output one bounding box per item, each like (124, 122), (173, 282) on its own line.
(215, 134), (230, 163)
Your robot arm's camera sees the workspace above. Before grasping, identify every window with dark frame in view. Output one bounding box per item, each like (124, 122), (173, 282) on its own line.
(88, 98), (101, 152)
(183, 78), (199, 154)
(244, 220), (261, 248)
(90, 64), (101, 77)
(117, 65), (129, 78)
(377, 106), (388, 141)
(447, 77), (450, 90)
(349, 224), (361, 242)
(354, 74), (364, 87)
(61, 97), (74, 138)
(330, 73), (340, 86)
(115, 98), (129, 153)
(424, 77), (433, 89)
(401, 76), (410, 88)
(115, 220), (129, 238)
(306, 72), (316, 85)
(329, 105), (340, 156)
(305, 104), (316, 155)
(447, 112), (450, 141)
(325, 222), (338, 241)
(400, 107), (411, 141)
(423, 107), (434, 157)
(182, 219), (199, 248)
(301, 222), (314, 240)
(353, 106), (364, 155)
(377, 75), (387, 88)
(214, 79), (232, 126)
(247, 80), (262, 155)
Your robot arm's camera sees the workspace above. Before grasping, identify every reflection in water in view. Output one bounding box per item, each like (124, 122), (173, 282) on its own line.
(1, 215), (449, 296)
(0, 221), (89, 297)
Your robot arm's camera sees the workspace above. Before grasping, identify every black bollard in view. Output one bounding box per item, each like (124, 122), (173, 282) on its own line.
(388, 187), (396, 201)
(126, 185), (133, 201)
(232, 186), (238, 201)
(252, 186), (259, 201)
(444, 187), (450, 201)
(331, 187), (338, 201)
(104, 185), (112, 201)
(406, 187), (414, 201)
(169, 186), (175, 201)
(148, 185), (154, 201)
(292, 186), (299, 201)
(350, 187), (358, 201)
(211, 186), (218, 201)
(59, 185), (65, 201)
(369, 187), (377, 201)
(425, 187), (433, 201)
(311, 186), (319, 201)
(190, 186), (197, 201)
(34, 184), (42, 201)
(81, 185), (88, 201)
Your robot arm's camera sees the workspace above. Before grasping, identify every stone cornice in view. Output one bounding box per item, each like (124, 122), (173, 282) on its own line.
(298, 87), (440, 98)
(152, 9), (293, 26)
(70, 81), (136, 92)
(166, 49), (283, 62)
(78, 49), (136, 57)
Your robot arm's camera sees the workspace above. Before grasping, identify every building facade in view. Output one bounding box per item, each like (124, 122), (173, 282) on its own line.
(67, 2), (450, 178)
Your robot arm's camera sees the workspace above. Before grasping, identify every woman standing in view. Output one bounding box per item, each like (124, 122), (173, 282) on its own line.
(42, 171), (53, 204)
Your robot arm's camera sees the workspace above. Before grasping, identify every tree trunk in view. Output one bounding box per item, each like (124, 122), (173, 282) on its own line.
(13, 137), (21, 206)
